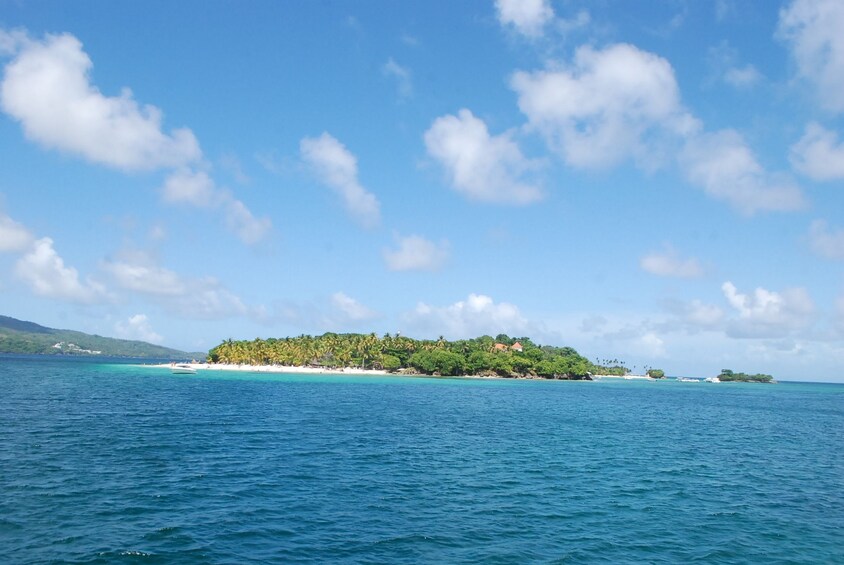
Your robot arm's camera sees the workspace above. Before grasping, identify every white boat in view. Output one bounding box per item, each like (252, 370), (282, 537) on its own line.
(677, 377), (700, 383)
(171, 363), (197, 374)
(704, 377), (721, 383)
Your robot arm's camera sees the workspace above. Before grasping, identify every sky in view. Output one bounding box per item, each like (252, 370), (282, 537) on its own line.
(1, 0), (843, 382)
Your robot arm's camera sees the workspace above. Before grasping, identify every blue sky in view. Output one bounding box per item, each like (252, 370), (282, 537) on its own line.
(1, 0), (843, 381)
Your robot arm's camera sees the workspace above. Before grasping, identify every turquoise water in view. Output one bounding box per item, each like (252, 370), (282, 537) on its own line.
(1, 357), (842, 564)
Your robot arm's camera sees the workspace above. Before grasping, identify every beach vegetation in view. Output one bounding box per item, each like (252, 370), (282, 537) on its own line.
(717, 369), (774, 383)
(207, 333), (621, 379)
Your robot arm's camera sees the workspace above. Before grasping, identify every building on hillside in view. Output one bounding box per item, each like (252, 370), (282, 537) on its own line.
(511, 342), (523, 352)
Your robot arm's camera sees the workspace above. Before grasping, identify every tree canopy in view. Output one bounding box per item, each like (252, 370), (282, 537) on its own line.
(718, 369), (774, 383)
(207, 333), (618, 380)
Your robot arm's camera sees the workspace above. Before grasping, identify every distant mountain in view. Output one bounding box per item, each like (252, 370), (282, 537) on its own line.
(0, 315), (200, 360)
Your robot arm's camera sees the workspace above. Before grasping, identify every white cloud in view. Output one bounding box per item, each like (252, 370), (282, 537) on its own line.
(0, 29), (27, 55)
(103, 251), (248, 319)
(679, 129), (806, 215)
(778, 0), (844, 112)
(0, 32), (200, 171)
(14, 237), (107, 303)
(808, 220), (844, 260)
(383, 57), (412, 99)
(496, 0), (554, 38)
(1, 29), (267, 246)
(102, 253), (186, 295)
(790, 122), (844, 180)
(114, 314), (163, 344)
(685, 300), (726, 328)
(724, 64), (762, 88)
(221, 194), (272, 245)
(300, 133), (381, 228)
(557, 10), (591, 34)
(708, 42), (763, 89)
(424, 109), (542, 204)
(721, 281), (815, 338)
(274, 291), (379, 331)
(161, 168), (216, 206)
(512, 44), (699, 170)
(640, 246), (703, 278)
(383, 234), (449, 272)
(331, 292), (378, 322)
(175, 282), (248, 320)
(638, 332), (667, 358)
(159, 169), (271, 244)
(0, 212), (34, 252)
(404, 293), (530, 339)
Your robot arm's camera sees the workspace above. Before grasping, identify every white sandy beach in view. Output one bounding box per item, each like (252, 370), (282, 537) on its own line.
(150, 362), (391, 376)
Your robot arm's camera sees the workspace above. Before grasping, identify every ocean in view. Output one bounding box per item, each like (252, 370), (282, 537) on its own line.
(1, 356), (842, 564)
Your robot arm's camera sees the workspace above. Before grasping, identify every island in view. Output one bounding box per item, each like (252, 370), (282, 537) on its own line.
(716, 369), (775, 383)
(206, 333), (665, 380)
(0, 314), (200, 360)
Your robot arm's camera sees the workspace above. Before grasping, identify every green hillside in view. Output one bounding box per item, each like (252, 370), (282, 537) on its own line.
(0, 315), (198, 359)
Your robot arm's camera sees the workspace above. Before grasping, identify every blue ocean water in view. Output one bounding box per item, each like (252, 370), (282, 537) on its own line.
(1, 356), (842, 564)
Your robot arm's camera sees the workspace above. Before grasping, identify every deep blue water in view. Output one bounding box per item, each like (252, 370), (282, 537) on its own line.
(1, 357), (842, 564)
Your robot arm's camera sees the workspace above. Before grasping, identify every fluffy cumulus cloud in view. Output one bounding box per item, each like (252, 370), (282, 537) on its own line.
(721, 281), (815, 338)
(160, 169), (271, 244)
(808, 220), (844, 260)
(162, 168), (216, 207)
(0, 30), (268, 245)
(683, 300), (726, 329)
(0, 212), (34, 252)
(778, 0), (844, 112)
(330, 292), (378, 322)
(0, 32), (200, 171)
(114, 314), (163, 344)
(511, 43), (699, 169)
(300, 133), (381, 228)
(640, 246), (703, 278)
(102, 253), (186, 295)
(274, 291), (379, 331)
(404, 293), (531, 339)
(424, 109), (542, 204)
(14, 237), (107, 303)
(679, 130), (805, 215)
(383, 234), (449, 272)
(103, 251), (248, 319)
(495, 0), (554, 38)
(790, 122), (844, 181)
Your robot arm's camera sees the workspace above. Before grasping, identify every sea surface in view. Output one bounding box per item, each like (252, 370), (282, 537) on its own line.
(1, 356), (842, 564)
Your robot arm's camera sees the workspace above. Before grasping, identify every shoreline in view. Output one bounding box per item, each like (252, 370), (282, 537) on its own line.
(150, 362), (392, 376)
(146, 363), (631, 381)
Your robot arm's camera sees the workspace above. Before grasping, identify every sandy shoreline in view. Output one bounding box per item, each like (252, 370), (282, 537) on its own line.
(143, 363), (637, 381)
(147, 362), (392, 376)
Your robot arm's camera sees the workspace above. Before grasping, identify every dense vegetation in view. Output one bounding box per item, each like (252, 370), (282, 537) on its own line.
(0, 315), (195, 359)
(208, 333), (654, 380)
(718, 369), (774, 383)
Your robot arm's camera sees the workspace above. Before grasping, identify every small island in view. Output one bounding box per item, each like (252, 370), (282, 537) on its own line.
(207, 333), (664, 380)
(716, 369), (775, 383)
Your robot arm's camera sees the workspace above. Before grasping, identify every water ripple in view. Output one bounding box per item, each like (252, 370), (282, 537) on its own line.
(1, 359), (842, 563)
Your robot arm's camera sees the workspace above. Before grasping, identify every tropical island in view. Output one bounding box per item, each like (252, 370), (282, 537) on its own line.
(207, 333), (663, 380)
(716, 369), (774, 383)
